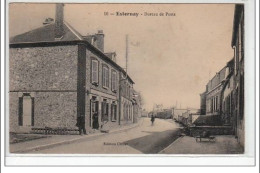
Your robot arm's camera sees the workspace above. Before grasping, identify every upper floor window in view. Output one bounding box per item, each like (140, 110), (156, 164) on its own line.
(111, 70), (117, 92)
(91, 59), (99, 85)
(102, 65), (109, 88)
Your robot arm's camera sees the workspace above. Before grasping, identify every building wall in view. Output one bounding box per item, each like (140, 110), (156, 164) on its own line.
(205, 66), (227, 117)
(222, 75), (234, 126)
(173, 109), (189, 121)
(233, 5), (244, 147)
(9, 45), (78, 132)
(206, 85), (222, 115)
(86, 49), (120, 128)
(207, 67), (226, 92)
(87, 51), (119, 98)
(9, 46), (78, 91)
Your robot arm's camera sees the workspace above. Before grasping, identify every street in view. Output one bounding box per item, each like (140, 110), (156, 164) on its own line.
(31, 118), (182, 154)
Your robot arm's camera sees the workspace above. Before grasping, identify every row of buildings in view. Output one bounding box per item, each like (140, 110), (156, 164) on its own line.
(173, 108), (200, 126)
(200, 4), (244, 147)
(9, 4), (141, 133)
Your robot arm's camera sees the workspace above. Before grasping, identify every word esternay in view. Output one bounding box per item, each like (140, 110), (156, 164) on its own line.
(115, 12), (175, 17)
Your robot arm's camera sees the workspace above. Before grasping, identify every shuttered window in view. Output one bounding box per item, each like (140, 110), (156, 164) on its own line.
(91, 60), (98, 84)
(102, 65), (109, 88)
(111, 70), (117, 92)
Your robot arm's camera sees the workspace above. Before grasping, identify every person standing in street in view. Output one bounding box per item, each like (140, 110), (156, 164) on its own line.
(151, 114), (155, 126)
(92, 112), (99, 130)
(76, 114), (87, 135)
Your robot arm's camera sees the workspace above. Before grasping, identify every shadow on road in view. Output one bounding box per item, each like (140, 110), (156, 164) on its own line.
(124, 129), (181, 154)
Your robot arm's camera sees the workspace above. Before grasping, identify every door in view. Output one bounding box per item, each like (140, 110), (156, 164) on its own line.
(23, 96), (32, 126)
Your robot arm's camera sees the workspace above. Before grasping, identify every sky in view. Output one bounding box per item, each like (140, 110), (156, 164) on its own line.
(9, 3), (235, 111)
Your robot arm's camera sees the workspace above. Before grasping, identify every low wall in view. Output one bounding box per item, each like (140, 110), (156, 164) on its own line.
(188, 126), (233, 137)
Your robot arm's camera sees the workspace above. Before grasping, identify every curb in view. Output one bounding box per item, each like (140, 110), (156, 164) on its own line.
(158, 135), (184, 154)
(12, 119), (143, 153)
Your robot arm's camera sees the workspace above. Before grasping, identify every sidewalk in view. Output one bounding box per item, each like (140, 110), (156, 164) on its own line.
(9, 119), (143, 153)
(160, 135), (244, 154)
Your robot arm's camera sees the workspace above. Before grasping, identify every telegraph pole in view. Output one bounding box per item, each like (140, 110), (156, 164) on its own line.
(119, 35), (129, 125)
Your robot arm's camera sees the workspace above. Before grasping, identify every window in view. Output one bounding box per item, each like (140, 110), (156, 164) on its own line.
(216, 96), (219, 111)
(91, 59), (99, 85)
(211, 98), (213, 113)
(90, 97), (99, 127)
(102, 65), (109, 88)
(111, 103), (117, 121)
(101, 100), (109, 122)
(111, 70), (117, 92)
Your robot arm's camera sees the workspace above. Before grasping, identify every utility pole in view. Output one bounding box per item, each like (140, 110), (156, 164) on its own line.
(118, 35), (129, 125)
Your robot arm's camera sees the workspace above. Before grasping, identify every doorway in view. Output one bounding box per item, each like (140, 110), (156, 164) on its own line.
(19, 93), (34, 127)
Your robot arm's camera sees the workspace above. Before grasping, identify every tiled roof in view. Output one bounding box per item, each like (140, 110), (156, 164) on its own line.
(10, 22), (83, 43)
(207, 66), (226, 92)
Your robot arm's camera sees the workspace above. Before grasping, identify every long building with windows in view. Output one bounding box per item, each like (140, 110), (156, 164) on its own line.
(9, 4), (136, 133)
(198, 4), (244, 148)
(205, 67), (226, 116)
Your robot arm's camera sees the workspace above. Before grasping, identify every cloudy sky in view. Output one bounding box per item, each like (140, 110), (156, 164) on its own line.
(9, 3), (235, 111)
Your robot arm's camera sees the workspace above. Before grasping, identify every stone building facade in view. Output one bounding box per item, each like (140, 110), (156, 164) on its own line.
(205, 67), (226, 116)
(198, 4), (244, 148)
(119, 73), (134, 124)
(9, 4), (137, 133)
(220, 59), (234, 126)
(231, 4), (244, 147)
(9, 45), (79, 133)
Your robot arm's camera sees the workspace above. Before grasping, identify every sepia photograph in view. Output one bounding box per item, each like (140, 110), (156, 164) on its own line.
(6, 1), (254, 162)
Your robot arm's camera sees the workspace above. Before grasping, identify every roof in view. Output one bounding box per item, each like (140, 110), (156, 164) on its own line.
(10, 21), (83, 43)
(207, 66), (226, 92)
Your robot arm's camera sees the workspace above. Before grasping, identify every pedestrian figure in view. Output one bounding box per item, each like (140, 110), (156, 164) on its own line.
(151, 114), (155, 126)
(92, 112), (99, 130)
(76, 114), (87, 135)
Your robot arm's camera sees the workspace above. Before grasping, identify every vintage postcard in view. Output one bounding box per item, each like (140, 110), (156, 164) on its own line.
(5, 0), (256, 166)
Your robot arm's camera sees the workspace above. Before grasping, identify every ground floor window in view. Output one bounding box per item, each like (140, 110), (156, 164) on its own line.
(101, 100), (109, 122)
(111, 103), (117, 121)
(90, 97), (99, 128)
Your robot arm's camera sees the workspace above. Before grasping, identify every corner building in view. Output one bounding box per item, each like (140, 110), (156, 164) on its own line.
(9, 4), (136, 133)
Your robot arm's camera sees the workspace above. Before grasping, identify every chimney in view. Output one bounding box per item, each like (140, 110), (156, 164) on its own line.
(55, 3), (64, 40)
(95, 30), (104, 52)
